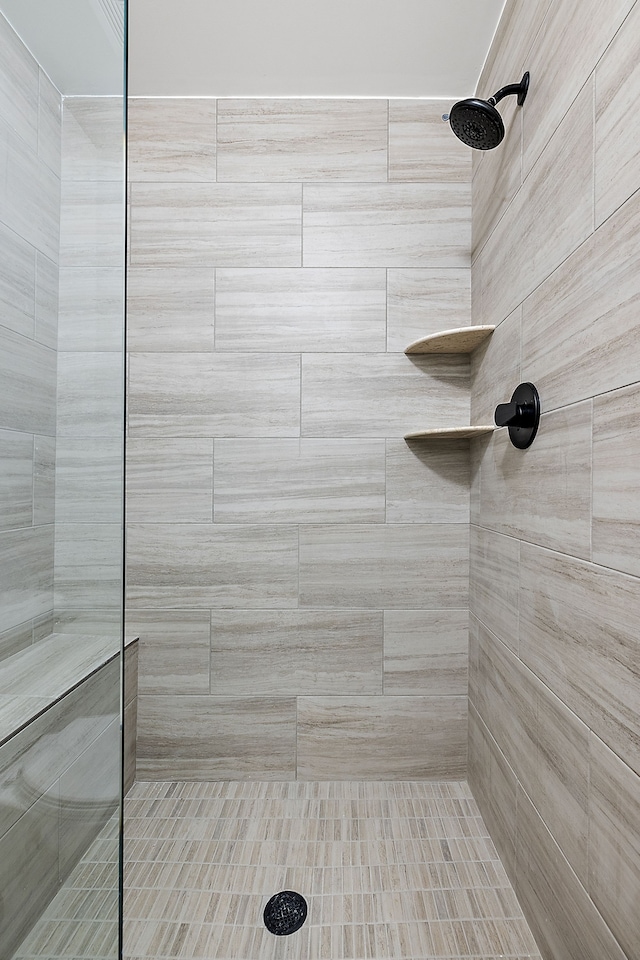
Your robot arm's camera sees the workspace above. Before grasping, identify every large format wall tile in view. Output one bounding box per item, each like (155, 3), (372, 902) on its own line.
(0, 220), (36, 339)
(0, 11), (39, 151)
(128, 353), (300, 438)
(386, 268), (471, 352)
(593, 383), (640, 578)
(127, 523), (298, 608)
(217, 99), (387, 181)
(383, 609), (468, 695)
(471, 95), (521, 260)
(210, 610), (383, 695)
(299, 523), (468, 608)
(127, 610), (210, 696)
(214, 438), (385, 523)
(388, 100), (472, 183)
(469, 526), (519, 653)
(35, 252), (58, 349)
(215, 268), (386, 353)
(55, 438), (122, 523)
(37, 71), (62, 178)
(129, 182), (302, 267)
(127, 438), (213, 523)
(127, 266), (214, 353)
(57, 352), (123, 438)
(470, 306), (520, 425)
(54, 523), (122, 609)
(58, 266), (124, 351)
(0, 429), (33, 531)
(137, 696), (297, 780)
(59, 180), (124, 267)
(303, 183), (471, 267)
(128, 98), (215, 181)
(386, 438), (470, 523)
(0, 123), (59, 260)
(0, 525), (54, 629)
(302, 353), (469, 438)
(62, 97), (123, 181)
(0, 327), (56, 436)
(297, 696), (467, 780)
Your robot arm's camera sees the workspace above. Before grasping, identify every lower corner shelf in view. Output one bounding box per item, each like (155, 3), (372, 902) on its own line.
(404, 426), (495, 440)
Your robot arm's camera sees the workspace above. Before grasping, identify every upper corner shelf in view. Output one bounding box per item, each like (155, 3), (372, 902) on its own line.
(405, 325), (495, 355)
(404, 426), (495, 441)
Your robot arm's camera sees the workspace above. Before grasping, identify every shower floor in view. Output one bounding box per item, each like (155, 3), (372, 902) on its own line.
(123, 780), (541, 960)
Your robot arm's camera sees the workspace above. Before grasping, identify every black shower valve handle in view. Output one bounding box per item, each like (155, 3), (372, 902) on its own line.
(494, 382), (541, 449)
(494, 400), (536, 428)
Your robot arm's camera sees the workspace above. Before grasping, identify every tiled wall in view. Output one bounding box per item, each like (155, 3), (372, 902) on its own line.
(127, 98), (472, 780)
(469, 1), (640, 958)
(0, 12), (60, 660)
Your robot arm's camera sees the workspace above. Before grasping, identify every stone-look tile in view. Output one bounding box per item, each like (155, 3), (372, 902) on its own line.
(523, 0), (634, 179)
(35, 252), (58, 349)
(210, 610), (383, 696)
(37, 69), (61, 177)
(0, 429), (33, 531)
(136, 696), (297, 780)
(0, 786), (61, 959)
(57, 351), (123, 438)
(469, 437), (483, 526)
(33, 434), (56, 525)
(595, 1), (640, 226)
(214, 438), (384, 523)
(479, 404), (592, 561)
(125, 640), (139, 708)
(0, 525), (54, 629)
(127, 523), (298, 608)
(589, 734), (640, 960)
(127, 266), (214, 353)
(515, 786), (627, 960)
(593, 383), (640, 578)
(519, 542), (640, 778)
(297, 696), (467, 780)
(0, 219), (36, 339)
(299, 523), (468, 609)
(215, 268), (386, 353)
(0, 123), (60, 260)
(128, 352), (299, 438)
(124, 696), (138, 795)
(53, 609), (122, 637)
(62, 97), (123, 181)
(128, 98), (215, 181)
(388, 99), (473, 182)
(386, 437), (470, 523)
(383, 609), (468, 695)
(0, 327), (56, 436)
(59, 180), (124, 267)
(302, 353), (469, 438)
(470, 306), (520, 425)
(522, 188), (640, 412)
(469, 526), (519, 654)
(55, 438), (122, 522)
(54, 523), (122, 609)
(303, 183), (471, 267)
(477, 0), (553, 101)
(386, 268), (471, 352)
(0, 634), (119, 700)
(58, 267), (124, 352)
(0, 621), (33, 662)
(0, 11), (38, 149)
(129, 182), (302, 267)
(127, 439), (213, 523)
(472, 95), (521, 259)
(217, 99), (387, 182)
(477, 79), (593, 328)
(126, 610), (210, 695)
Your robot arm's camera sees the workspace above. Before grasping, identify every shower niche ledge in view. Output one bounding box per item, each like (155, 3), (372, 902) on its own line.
(405, 324), (495, 355)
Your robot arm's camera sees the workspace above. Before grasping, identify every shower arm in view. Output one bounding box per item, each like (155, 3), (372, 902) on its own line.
(488, 72), (530, 107)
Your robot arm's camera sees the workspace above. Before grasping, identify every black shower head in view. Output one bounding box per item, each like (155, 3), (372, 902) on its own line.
(448, 72), (529, 150)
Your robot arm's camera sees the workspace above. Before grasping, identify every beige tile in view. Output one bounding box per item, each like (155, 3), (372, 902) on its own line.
(126, 610), (210, 695)
(479, 404), (592, 561)
(515, 786), (626, 960)
(519, 542), (640, 778)
(478, 78), (593, 327)
(217, 99), (387, 181)
(386, 268), (471, 353)
(593, 383), (640, 578)
(0, 429), (33, 531)
(0, 327), (56, 436)
(588, 734), (640, 960)
(0, 525), (54, 629)
(58, 266), (125, 352)
(215, 267), (386, 353)
(57, 351), (123, 438)
(128, 98), (215, 181)
(0, 219), (36, 339)
(128, 352), (300, 438)
(472, 95), (521, 259)
(302, 353), (469, 438)
(125, 639), (139, 707)
(297, 696), (467, 779)
(470, 306), (520, 425)
(33, 435), (55, 526)
(127, 265), (214, 353)
(54, 523), (122, 609)
(388, 99), (472, 182)
(127, 523), (298, 608)
(523, 0), (634, 178)
(469, 526), (519, 654)
(59, 180), (124, 267)
(55, 438), (122, 523)
(136, 696), (296, 780)
(127, 439), (213, 523)
(129, 182), (302, 267)
(214, 438), (385, 523)
(477, 0), (552, 99)
(62, 97), (123, 181)
(303, 183), (471, 267)
(383, 609), (467, 695)
(522, 188), (640, 411)
(299, 523), (468, 608)
(124, 696), (137, 796)
(386, 437), (470, 523)
(210, 610), (383, 695)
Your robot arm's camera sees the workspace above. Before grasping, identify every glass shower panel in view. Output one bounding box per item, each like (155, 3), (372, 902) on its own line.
(0, 1), (126, 957)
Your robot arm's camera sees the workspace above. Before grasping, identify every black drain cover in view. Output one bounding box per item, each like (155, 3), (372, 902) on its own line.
(263, 891), (308, 936)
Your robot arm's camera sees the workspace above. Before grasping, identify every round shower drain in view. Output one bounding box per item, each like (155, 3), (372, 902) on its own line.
(263, 891), (308, 936)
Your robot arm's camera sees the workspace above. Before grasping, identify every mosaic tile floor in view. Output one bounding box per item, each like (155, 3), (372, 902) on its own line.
(123, 781), (541, 960)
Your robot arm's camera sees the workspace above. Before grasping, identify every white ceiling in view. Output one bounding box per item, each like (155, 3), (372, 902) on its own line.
(0, 0), (507, 98)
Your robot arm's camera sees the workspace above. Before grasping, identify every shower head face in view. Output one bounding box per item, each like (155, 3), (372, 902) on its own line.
(449, 98), (505, 150)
